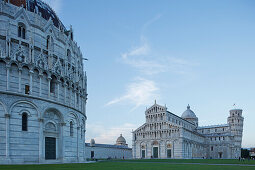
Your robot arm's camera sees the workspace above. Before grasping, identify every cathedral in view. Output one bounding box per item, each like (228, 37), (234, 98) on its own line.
(85, 135), (132, 159)
(0, 0), (87, 163)
(132, 101), (244, 159)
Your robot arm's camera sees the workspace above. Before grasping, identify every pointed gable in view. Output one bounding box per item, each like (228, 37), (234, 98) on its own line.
(146, 101), (167, 114)
(44, 19), (58, 39)
(14, 7), (31, 26)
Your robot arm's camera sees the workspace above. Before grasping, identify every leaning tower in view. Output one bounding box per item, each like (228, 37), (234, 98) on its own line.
(227, 109), (244, 158)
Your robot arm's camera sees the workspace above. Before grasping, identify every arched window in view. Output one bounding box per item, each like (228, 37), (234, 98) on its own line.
(22, 113), (28, 131)
(46, 36), (50, 49)
(70, 121), (73, 136)
(50, 75), (57, 93)
(18, 23), (26, 39)
(67, 49), (71, 62)
(71, 32), (73, 41)
(18, 26), (21, 37)
(22, 27), (26, 39)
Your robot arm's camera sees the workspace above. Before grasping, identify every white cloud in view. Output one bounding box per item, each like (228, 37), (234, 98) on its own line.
(107, 14), (198, 108)
(43, 0), (62, 14)
(86, 123), (137, 146)
(121, 43), (149, 59)
(121, 42), (198, 75)
(142, 14), (162, 34)
(106, 77), (159, 110)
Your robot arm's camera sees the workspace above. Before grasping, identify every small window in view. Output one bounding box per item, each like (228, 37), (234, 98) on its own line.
(81, 126), (83, 138)
(18, 26), (22, 37)
(22, 27), (25, 39)
(50, 81), (55, 93)
(22, 113), (28, 131)
(25, 85), (30, 94)
(71, 32), (73, 41)
(18, 24), (26, 39)
(70, 121), (73, 136)
(76, 93), (79, 105)
(67, 49), (71, 62)
(211, 146), (213, 151)
(50, 76), (57, 93)
(46, 36), (50, 49)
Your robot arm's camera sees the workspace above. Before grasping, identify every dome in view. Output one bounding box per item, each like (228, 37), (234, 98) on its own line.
(116, 134), (126, 145)
(181, 105), (197, 119)
(90, 139), (95, 146)
(8, 0), (66, 30)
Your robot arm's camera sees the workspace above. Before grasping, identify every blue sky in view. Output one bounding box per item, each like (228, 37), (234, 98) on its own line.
(45, 0), (255, 147)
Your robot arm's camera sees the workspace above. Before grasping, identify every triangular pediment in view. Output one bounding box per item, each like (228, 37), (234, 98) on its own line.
(35, 51), (48, 70)
(44, 19), (58, 39)
(14, 7), (31, 26)
(146, 102), (166, 114)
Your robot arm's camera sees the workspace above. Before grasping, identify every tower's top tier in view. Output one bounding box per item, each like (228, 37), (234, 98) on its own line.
(229, 109), (243, 117)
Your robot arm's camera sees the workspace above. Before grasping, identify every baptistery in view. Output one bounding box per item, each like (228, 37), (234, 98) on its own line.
(0, 0), (87, 164)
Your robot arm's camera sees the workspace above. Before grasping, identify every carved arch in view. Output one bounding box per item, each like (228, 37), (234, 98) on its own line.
(9, 100), (39, 117)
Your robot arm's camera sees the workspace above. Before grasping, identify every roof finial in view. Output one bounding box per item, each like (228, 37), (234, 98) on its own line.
(155, 99), (156, 104)
(187, 104), (190, 109)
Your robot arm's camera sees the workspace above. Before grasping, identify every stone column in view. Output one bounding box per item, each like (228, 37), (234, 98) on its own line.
(172, 140), (175, 159)
(69, 89), (71, 107)
(6, 64), (10, 91)
(74, 90), (77, 109)
(60, 122), (66, 162)
(47, 77), (52, 98)
(18, 68), (22, 93)
(39, 73), (43, 97)
(31, 47), (34, 63)
(5, 113), (10, 160)
(38, 118), (44, 162)
(77, 126), (80, 161)
(29, 70), (33, 95)
(64, 83), (67, 104)
(57, 79), (60, 101)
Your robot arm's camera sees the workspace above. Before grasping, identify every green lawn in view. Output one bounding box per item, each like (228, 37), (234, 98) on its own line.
(0, 160), (255, 170)
(113, 158), (255, 165)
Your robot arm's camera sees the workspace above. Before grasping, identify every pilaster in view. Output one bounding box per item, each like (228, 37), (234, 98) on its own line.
(5, 113), (10, 159)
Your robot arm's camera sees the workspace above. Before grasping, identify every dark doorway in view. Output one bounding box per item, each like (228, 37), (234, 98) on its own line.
(91, 151), (94, 159)
(153, 147), (158, 158)
(45, 137), (56, 160)
(167, 149), (171, 158)
(219, 152), (223, 159)
(142, 150), (145, 158)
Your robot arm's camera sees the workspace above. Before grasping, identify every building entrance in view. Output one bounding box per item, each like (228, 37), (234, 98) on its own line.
(45, 137), (56, 160)
(142, 150), (145, 158)
(153, 147), (158, 158)
(167, 149), (171, 158)
(219, 152), (223, 159)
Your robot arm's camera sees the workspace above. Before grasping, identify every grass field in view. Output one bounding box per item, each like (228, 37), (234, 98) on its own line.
(0, 159), (255, 170)
(114, 158), (255, 164)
